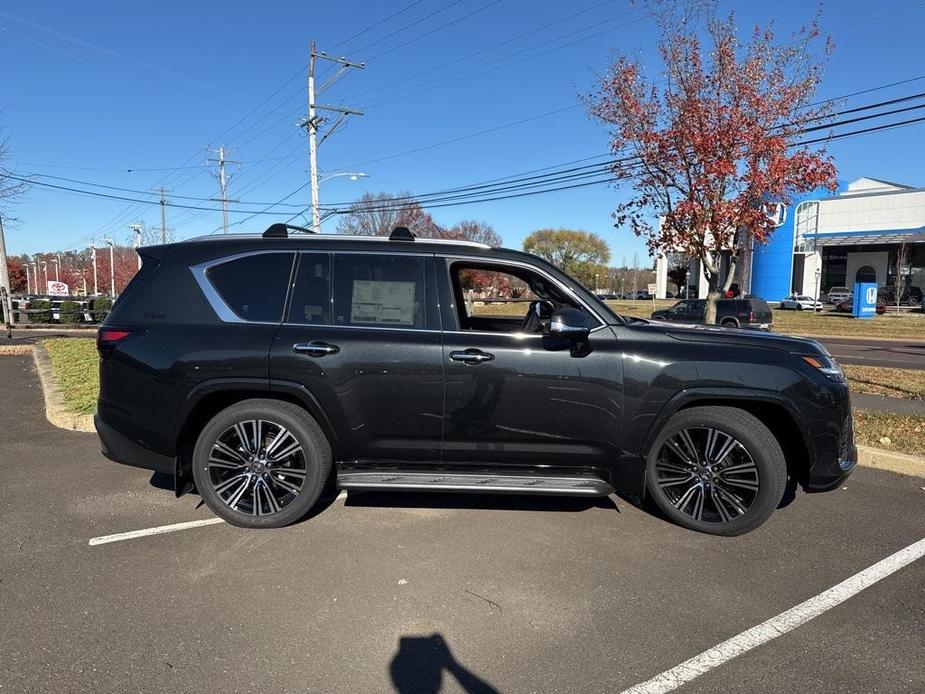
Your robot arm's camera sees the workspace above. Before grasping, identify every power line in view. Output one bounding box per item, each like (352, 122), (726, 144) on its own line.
(313, 115), (925, 217)
(4, 174), (298, 214)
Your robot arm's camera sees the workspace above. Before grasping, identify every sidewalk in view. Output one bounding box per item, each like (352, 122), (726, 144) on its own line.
(852, 392), (925, 416)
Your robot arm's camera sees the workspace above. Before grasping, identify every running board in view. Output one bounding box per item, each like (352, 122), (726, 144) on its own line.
(336, 470), (614, 496)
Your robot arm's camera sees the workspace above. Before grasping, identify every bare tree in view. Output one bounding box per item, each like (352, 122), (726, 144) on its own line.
(893, 241), (910, 315)
(1, 130), (29, 335)
(336, 191), (440, 237)
(444, 220), (502, 246)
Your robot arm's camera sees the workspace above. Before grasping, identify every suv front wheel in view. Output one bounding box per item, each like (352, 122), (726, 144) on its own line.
(645, 406), (786, 536)
(192, 399), (332, 528)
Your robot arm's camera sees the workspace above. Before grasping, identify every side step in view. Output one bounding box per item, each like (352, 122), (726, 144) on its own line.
(336, 470), (614, 497)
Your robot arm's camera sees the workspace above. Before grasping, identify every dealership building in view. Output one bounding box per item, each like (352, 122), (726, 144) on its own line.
(655, 177), (925, 301)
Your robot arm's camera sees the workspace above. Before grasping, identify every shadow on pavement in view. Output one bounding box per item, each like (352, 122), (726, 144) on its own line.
(390, 633), (499, 694)
(344, 490), (619, 513)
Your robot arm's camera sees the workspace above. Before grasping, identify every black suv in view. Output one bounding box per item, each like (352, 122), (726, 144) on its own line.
(878, 284), (923, 307)
(650, 298), (773, 330)
(96, 225), (855, 536)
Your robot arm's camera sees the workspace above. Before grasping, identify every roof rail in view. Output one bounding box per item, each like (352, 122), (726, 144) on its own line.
(389, 226), (416, 241)
(263, 223), (316, 238)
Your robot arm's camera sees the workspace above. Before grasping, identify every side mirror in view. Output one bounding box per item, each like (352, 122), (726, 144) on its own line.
(546, 306), (591, 341)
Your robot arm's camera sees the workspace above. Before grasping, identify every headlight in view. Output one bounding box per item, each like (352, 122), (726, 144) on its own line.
(801, 354), (846, 381)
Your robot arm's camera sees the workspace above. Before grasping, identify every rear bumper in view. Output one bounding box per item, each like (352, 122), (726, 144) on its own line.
(95, 414), (175, 475)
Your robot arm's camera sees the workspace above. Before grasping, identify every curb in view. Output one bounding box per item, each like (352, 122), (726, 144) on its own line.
(857, 445), (925, 479)
(30, 343), (95, 433)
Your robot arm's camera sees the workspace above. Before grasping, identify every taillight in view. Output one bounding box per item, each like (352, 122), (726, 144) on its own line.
(97, 328), (134, 352)
(749, 310), (755, 322)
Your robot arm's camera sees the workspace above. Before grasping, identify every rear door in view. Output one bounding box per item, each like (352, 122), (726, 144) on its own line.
(269, 251), (444, 464)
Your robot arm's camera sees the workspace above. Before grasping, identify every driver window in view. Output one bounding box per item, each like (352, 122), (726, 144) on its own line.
(448, 262), (591, 334)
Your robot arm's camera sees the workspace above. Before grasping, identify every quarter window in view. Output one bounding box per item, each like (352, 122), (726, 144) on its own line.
(332, 253), (426, 329)
(207, 252), (294, 322)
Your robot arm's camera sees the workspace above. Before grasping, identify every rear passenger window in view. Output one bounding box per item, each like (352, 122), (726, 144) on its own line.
(208, 252), (294, 322)
(333, 253), (426, 329)
(287, 253), (331, 324)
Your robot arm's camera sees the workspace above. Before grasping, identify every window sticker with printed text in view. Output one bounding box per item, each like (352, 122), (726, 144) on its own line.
(350, 280), (416, 325)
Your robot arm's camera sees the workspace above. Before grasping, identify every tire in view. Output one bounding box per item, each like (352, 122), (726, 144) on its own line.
(192, 399), (332, 529)
(908, 297), (921, 307)
(720, 318), (738, 328)
(797, 304), (803, 311)
(645, 406), (786, 536)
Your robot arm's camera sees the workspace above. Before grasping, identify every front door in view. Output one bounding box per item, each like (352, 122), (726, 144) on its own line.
(436, 257), (623, 472)
(270, 251), (444, 463)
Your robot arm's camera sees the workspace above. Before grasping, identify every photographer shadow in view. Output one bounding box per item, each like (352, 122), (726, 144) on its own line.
(390, 633), (499, 694)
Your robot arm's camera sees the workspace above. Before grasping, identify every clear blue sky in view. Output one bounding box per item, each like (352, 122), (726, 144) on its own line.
(2, 0), (925, 260)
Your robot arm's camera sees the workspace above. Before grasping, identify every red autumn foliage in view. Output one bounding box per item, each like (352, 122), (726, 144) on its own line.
(590, 0), (838, 322)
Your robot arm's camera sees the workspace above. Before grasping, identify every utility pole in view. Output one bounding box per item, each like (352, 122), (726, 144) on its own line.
(208, 146), (238, 234)
(0, 213), (13, 338)
(25, 262), (31, 295)
(155, 187), (170, 243)
(300, 41), (365, 233)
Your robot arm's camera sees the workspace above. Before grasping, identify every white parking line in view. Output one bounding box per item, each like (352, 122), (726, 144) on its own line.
(621, 536), (925, 694)
(89, 490), (351, 546)
(89, 518), (225, 545)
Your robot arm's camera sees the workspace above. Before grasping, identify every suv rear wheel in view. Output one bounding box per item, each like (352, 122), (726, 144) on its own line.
(192, 399), (332, 528)
(645, 406), (786, 536)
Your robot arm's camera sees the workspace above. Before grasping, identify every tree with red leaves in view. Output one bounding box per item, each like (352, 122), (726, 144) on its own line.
(590, 0), (838, 323)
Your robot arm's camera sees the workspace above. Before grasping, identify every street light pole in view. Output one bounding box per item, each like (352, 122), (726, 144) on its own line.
(105, 239), (115, 298)
(128, 225), (142, 270)
(25, 263), (31, 294)
(90, 245), (98, 295)
(813, 267), (821, 317)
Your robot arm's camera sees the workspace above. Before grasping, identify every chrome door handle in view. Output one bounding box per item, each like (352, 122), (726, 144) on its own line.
(449, 349), (494, 365)
(293, 341), (340, 356)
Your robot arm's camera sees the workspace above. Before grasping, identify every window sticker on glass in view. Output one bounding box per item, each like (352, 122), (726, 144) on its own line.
(351, 280), (416, 325)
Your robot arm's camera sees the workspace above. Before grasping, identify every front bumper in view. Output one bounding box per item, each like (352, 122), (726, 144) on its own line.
(806, 407), (857, 491)
(95, 414), (175, 475)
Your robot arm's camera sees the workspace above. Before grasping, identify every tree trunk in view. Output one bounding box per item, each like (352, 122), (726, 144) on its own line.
(700, 249), (722, 325)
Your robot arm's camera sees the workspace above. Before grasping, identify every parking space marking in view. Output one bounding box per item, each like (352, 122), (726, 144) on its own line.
(89, 491), (350, 546)
(621, 536), (925, 694)
(89, 518), (225, 545)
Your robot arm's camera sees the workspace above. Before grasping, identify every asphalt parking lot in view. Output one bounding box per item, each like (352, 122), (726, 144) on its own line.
(1, 352), (923, 693)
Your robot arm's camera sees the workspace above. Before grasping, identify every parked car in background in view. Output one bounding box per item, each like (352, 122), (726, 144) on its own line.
(95, 224), (852, 536)
(835, 299), (886, 315)
(628, 289), (652, 300)
(650, 297), (773, 330)
(780, 294), (824, 311)
(825, 286), (852, 304)
(878, 284), (923, 307)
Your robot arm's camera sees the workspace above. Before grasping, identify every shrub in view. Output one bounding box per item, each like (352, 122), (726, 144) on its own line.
(91, 297), (113, 322)
(60, 300), (83, 324)
(30, 299), (52, 323)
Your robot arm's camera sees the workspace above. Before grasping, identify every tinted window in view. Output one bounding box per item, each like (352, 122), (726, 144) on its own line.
(287, 253), (331, 325)
(333, 253), (425, 329)
(208, 252), (294, 322)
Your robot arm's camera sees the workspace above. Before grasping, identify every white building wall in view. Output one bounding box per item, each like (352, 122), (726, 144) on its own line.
(799, 251), (822, 298)
(655, 255), (669, 298)
(816, 190), (925, 234)
(845, 250), (890, 287)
